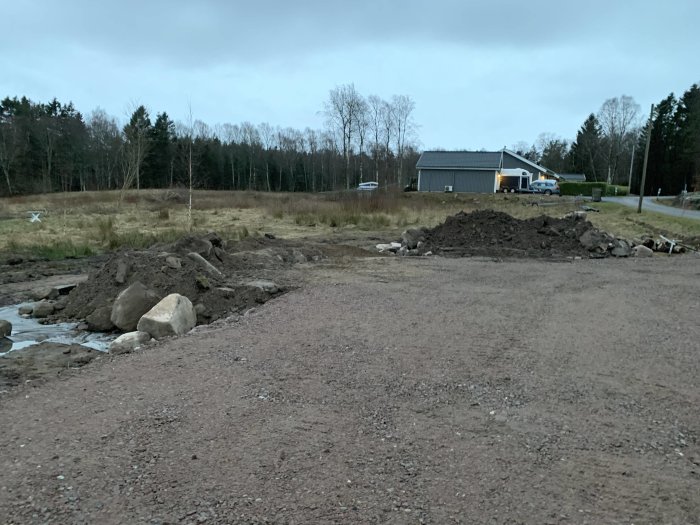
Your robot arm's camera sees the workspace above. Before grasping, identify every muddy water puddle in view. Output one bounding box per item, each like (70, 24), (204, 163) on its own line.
(0, 304), (116, 354)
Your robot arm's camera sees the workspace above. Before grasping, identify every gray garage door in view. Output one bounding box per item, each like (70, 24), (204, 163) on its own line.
(419, 169), (495, 193)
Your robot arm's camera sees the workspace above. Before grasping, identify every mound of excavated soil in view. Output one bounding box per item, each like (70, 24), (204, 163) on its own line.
(422, 210), (594, 258)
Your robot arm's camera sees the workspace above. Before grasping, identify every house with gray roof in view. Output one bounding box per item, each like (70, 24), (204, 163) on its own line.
(415, 149), (554, 193)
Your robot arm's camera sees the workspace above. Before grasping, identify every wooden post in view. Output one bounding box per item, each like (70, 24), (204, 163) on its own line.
(637, 104), (654, 214)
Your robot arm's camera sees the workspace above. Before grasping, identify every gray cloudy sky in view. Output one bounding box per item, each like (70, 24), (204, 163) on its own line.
(2, 0), (698, 150)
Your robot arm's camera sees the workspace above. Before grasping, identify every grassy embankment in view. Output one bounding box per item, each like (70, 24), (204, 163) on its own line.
(0, 189), (699, 259)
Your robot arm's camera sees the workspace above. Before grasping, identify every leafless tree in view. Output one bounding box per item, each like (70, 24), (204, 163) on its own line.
(324, 83), (364, 189)
(392, 95), (416, 187)
(258, 122), (276, 191)
(354, 97), (370, 183)
(598, 95), (641, 184)
(87, 108), (121, 190)
(222, 123), (242, 189)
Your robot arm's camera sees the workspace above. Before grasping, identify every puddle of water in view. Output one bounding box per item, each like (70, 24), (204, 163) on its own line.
(0, 304), (116, 355)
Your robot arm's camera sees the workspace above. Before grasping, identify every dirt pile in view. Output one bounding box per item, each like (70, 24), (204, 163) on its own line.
(420, 210), (596, 258)
(58, 234), (332, 330)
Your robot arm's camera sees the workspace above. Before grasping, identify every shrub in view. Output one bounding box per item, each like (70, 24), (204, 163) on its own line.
(559, 182), (608, 196)
(606, 185), (629, 196)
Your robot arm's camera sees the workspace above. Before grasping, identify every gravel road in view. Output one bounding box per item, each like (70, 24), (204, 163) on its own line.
(606, 196), (700, 219)
(1, 255), (699, 524)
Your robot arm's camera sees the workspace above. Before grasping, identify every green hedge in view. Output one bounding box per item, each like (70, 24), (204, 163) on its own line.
(559, 182), (607, 196)
(559, 182), (630, 197)
(606, 185), (628, 196)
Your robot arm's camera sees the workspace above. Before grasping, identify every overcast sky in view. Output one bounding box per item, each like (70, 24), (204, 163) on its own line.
(1, 0), (698, 151)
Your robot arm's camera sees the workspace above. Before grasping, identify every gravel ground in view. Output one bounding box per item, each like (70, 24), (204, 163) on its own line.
(1, 255), (699, 524)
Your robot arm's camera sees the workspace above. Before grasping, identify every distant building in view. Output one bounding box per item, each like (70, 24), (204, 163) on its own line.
(415, 149), (555, 193)
(558, 173), (587, 183)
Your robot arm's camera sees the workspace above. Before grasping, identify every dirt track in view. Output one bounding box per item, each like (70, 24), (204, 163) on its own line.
(1, 255), (699, 524)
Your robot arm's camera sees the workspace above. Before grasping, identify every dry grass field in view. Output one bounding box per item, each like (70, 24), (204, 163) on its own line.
(1, 189), (699, 258)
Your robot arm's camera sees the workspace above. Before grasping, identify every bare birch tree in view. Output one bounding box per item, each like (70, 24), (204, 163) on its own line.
(324, 83), (363, 189)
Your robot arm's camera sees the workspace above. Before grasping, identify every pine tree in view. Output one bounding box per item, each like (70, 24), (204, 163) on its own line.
(569, 114), (603, 181)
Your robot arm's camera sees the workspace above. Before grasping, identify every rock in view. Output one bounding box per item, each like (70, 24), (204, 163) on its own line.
(202, 232), (223, 248)
(109, 331), (152, 355)
(195, 275), (211, 290)
(115, 259), (131, 284)
(137, 294), (197, 339)
(641, 237), (655, 249)
(86, 306), (116, 332)
(632, 244), (654, 258)
(0, 343), (98, 388)
(52, 284), (78, 296)
(31, 287), (57, 301)
(402, 228), (426, 249)
(610, 239), (632, 257)
(165, 256), (182, 269)
(0, 319), (12, 338)
(110, 282), (162, 332)
(292, 249), (307, 263)
(18, 304), (33, 315)
(376, 243), (395, 252)
(0, 337), (12, 353)
(579, 229), (612, 252)
(6, 255), (23, 265)
(187, 252), (223, 276)
(174, 236), (213, 258)
(194, 303), (207, 315)
(245, 280), (280, 294)
(264, 233), (276, 239)
(32, 301), (55, 318)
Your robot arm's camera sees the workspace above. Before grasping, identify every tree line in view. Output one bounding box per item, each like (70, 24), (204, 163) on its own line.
(0, 86), (418, 197)
(514, 82), (700, 195)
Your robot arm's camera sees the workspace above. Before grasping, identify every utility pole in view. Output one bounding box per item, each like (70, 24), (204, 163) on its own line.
(637, 104), (654, 214)
(627, 143), (635, 194)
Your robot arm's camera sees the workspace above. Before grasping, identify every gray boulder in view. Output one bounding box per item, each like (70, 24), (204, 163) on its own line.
(187, 252), (222, 276)
(32, 301), (55, 318)
(610, 239), (632, 257)
(245, 280), (280, 294)
(173, 236), (213, 258)
(402, 228), (426, 250)
(109, 331), (152, 355)
(18, 304), (33, 315)
(632, 244), (654, 258)
(137, 293), (196, 339)
(110, 282), (162, 332)
(0, 319), (11, 338)
(86, 305), (115, 332)
(0, 337), (11, 353)
(115, 258), (131, 285)
(165, 255), (182, 269)
(31, 287), (58, 301)
(579, 229), (612, 252)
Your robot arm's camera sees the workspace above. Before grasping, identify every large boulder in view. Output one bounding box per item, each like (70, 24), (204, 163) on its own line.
(109, 331), (152, 355)
(86, 305), (116, 332)
(632, 244), (654, 258)
(0, 337), (11, 353)
(110, 282), (162, 332)
(610, 239), (632, 257)
(0, 319), (11, 338)
(579, 229), (612, 253)
(137, 294), (196, 339)
(402, 228), (426, 250)
(32, 301), (55, 318)
(172, 236), (213, 258)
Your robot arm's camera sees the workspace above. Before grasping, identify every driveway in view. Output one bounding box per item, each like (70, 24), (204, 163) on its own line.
(606, 196), (700, 219)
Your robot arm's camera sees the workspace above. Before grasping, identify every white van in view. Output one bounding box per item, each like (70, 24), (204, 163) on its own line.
(357, 181), (378, 191)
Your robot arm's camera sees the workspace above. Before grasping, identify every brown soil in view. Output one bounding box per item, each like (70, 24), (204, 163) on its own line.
(1, 251), (699, 523)
(421, 209), (593, 258)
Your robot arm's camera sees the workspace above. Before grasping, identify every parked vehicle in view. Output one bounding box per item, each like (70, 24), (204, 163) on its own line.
(498, 169), (532, 193)
(357, 181), (378, 191)
(530, 179), (560, 195)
